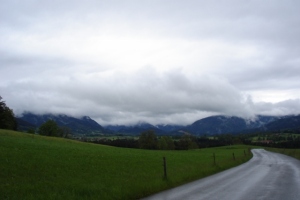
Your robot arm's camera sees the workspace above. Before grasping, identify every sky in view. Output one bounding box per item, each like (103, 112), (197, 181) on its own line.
(1, 0), (300, 125)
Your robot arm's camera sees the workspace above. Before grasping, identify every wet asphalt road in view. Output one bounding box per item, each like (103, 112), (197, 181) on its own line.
(142, 149), (300, 200)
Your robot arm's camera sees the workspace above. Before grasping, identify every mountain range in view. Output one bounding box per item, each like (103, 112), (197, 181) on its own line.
(16, 112), (300, 136)
(182, 115), (286, 135)
(17, 113), (106, 135)
(105, 122), (185, 135)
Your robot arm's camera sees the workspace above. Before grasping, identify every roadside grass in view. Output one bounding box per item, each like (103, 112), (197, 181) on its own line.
(0, 129), (252, 200)
(265, 147), (300, 160)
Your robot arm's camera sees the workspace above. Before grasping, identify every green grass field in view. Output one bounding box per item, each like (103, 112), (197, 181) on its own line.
(0, 129), (252, 200)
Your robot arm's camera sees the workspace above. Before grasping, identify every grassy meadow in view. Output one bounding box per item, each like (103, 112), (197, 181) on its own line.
(0, 129), (252, 200)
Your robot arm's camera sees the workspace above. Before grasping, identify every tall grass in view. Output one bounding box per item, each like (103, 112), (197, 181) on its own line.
(0, 130), (252, 200)
(265, 147), (300, 160)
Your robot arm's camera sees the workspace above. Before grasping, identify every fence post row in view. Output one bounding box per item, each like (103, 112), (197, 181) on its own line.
(161, 150), (250, 180)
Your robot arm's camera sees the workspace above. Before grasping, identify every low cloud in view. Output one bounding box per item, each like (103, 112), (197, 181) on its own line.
(2, 67), (299, 125)
(254, 99), (300, 117)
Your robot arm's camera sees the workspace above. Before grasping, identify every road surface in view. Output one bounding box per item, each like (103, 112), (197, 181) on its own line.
(142, 149), (300, 200)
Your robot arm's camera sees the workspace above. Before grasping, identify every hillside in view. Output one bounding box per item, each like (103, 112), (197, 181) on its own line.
(0, 129), (251, 200)
(17, 113), (107, 135)
(104, 122), (171, 135)
(181, 115), (298, 135)
(264, 115), (300, 131)
(105, 115), (300, 136)
(16, 118), (36, 131)
(183, 116), (248, 135)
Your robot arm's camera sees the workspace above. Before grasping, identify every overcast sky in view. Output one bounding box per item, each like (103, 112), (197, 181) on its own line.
(1, 0), (300, 125)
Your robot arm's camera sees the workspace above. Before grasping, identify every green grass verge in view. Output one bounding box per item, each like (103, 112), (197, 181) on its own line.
(265, 147), (300, 160)
(0, 129), (252, 200)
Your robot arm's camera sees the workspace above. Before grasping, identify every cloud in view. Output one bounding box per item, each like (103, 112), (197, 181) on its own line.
(1, 0), (300, 125)
(4, 66), (299, 125)
(254, 99), (300, 116)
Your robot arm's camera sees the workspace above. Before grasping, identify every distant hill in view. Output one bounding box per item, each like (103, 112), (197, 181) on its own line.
(156, 124), (185, 132)
(104, 115), (281, 136)
(17, 113), (107, 135)
(105, 122), (166, 135)
(183, 116), (248, 135)
(16, 112), (300, 136)
(16, 118), (36, 131)
(264, 115), (300, 132)
(182, 115), (297, 135)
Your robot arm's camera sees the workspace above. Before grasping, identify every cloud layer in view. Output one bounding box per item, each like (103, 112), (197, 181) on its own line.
(1, 0), (300, 125)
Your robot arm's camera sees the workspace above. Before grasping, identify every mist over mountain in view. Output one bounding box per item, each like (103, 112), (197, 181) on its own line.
(184, 116), (247, 135)
(264, 115), (300, 132)
(182, 115), (290, 135)
(17, 112), (300, 136)
(103, 115), (300, 135)
(104, 122), (166, 135)
(155, 124), (185, 132)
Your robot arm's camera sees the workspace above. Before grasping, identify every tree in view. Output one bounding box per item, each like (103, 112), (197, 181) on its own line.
(58, 126), (72, 138)
(138, 130), (158, 149)
(0, 96), (17, 130)
(39, 120), (59, 136)
(177, 134), (198, 150)
(158, 136), (175, 150)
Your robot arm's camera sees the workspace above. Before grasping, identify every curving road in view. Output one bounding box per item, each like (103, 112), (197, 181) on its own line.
(142, 149), (300, 200)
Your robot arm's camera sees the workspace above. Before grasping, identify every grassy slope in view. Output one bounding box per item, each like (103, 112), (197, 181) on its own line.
(0, 130), (252, 200)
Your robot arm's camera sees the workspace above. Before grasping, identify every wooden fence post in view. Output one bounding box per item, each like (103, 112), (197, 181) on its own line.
(163, 157), (167, 179)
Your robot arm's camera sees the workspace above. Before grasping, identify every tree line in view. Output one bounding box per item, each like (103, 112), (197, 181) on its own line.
(91, 130), (237, 150)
